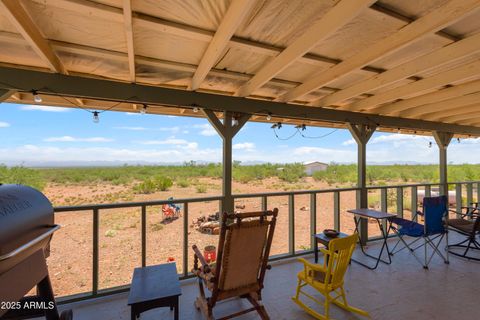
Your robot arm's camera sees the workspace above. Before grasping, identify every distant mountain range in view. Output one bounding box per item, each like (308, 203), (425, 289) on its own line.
(0, 159), (438, 168)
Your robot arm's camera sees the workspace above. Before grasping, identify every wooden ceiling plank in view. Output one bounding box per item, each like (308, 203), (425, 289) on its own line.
(235, 0), (375, 97)
(370, 80), (480, 115)
(436, 106), (480, 123)
(278, 0), (480, 103)
(399, 91), (480, 119)
(189, 0), (257, 90)
(122, 0), (135, 82)
(315, 32), (480, 107)
(0, 0), (67, 74)
(342, 59), (480, 112)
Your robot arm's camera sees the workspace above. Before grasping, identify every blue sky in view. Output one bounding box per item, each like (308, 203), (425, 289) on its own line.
(0, 102), (479, 166)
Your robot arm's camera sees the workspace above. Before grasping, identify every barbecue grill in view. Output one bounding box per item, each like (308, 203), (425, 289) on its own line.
(0, 184), (72, 320)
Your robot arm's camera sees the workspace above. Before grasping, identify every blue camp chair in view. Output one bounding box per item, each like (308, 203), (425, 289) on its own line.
(389, 196), (449, 269)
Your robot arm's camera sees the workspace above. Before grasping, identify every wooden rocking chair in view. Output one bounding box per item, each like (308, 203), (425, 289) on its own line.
(192, 208), (278, 320)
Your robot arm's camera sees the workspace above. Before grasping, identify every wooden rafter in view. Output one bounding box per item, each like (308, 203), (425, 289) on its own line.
(122, 0), (135, 82)
(0, 0), (67, 74)
(434, 105), (480, 123)
(342, 59), (480, 112)
(370, 80), (480, 115)
(403, 92), (480, 120)
(0, 88), (15, 101)
(189, 0), (257, 90)
(235, 0), (375, 97)
(315, 32), (480, 107)
(278, 0), (480, 103)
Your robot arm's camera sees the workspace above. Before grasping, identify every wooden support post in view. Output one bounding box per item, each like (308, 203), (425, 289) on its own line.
(433, 131), (453, 197)
(348, 123), (376, 245)
(203, 109), (251, 214)
(310, 193), (317, 250)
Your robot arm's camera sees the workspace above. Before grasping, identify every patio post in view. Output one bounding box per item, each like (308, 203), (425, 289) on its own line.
(348, 123), (376, 245)
(433, 131), (453, 196)
(203, 109), (251, 214)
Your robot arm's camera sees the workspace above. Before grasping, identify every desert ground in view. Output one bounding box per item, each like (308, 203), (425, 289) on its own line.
(44, 177), (420, 297)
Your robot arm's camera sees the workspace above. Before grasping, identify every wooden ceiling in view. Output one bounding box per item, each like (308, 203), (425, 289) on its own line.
(1, 0), (480, 135)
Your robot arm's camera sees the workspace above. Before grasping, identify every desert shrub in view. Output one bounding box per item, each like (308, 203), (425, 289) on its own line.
(196, 185), (207, 193)
(176, 179), (190, 188)
(153, 176), (173, 191)
(277, 163), (306, 183)
(134, 179), (157, 194)
(0, 165), (46, 190)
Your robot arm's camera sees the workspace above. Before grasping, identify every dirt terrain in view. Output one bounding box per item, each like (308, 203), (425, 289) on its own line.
(45, 177), (404, 297)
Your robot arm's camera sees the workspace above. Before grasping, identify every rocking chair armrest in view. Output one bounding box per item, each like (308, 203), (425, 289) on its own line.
(297, 258), (327, 273)
(192, 244), (211, 273)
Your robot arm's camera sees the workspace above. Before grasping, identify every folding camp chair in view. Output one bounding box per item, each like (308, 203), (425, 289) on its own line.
(389, 196), (449, 269)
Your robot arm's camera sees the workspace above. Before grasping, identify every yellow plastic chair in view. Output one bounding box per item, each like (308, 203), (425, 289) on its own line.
(292, 234), (370, 320)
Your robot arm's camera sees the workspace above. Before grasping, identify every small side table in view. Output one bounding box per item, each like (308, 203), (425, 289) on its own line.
(314, 232), (349, 263)
(128, 263), (181, 320)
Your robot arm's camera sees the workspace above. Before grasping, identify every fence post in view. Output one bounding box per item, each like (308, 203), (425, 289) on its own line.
(381, 188), (387, 232)
(92, 208), (99, 295)
(261, 196), (267, 211)
(411, 186), (418, 221)
(456, 184), (462, 218)
(425, 185), (431, 197)
(183, 202), (189, 277)
(141, 205), (146, 267)
(310, 193), (316, 250)
(333, 191), (340, 231)
(467, 183), (473, 206)
(396, 187), (403, 219)
(289, 194), (295, 255)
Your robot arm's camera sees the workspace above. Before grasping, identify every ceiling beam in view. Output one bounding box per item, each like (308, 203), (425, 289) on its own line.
(0, 0), (67, 74)
(315, 32), (480, 107)
(29, 0), (382, 76)
(189, 0), (257, 91)
(369, 3), (460, 42)
(370, 80), (480, 116)
(278, 0), (480, 103)
(342, 59), (480, 112)
(437, 106), (480, 123)
(235, 0), (375, 97)
(402, 92), (480, 119)
(0, 88), (15, 101)
(122, 0), (135, 82)
(1, 66), (480, 136)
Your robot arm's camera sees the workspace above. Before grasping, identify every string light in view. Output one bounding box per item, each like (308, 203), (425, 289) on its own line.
(232, 117), (239, 126)
(193, 106), (199, 113)
(457, 137), (461, 143)
(271, 122), (282, 129)
(295, 124), (306, 131)
(266, 113), (272, 121)
(140, 104), (148, 115)
(428, 141), (432, 148)
(92, 111), (99, 123)
(32, 90), (42, 103)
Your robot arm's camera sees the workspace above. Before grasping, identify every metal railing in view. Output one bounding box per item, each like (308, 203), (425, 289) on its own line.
(53, 181), (480, 303)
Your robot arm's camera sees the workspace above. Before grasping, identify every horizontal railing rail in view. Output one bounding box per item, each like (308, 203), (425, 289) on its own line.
(52, 180), (480, 304)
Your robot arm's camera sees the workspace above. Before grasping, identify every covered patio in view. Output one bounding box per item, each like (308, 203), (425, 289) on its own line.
(1, 0), (480, 319)
(55, 234), (479, 320)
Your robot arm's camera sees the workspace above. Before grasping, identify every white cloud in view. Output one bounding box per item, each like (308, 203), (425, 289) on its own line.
(20, 105), (70, 112)
(194, 124), (217, 136)
(233, 142), (255, 152)
(370, 134), (432, 145)
(125, 112), (139, 116)
(44, 136), (114, 142)
(0, 121), (10, 128)
(342, 138), (355, 146)
(0, 144), (222, 164)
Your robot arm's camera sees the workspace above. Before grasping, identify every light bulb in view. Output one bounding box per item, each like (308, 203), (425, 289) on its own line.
(32, 90), (42, 103)
(428, 141), (432, 148)
(266, 113), (272, 121)
(140, 104), (147, 115)
(93, 111), (99, 123)
(193, 107), (199, 113)
(232, 118), (239, 126)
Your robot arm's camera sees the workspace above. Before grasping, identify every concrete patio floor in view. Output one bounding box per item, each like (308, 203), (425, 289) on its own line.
(55, 234), (480, 320)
